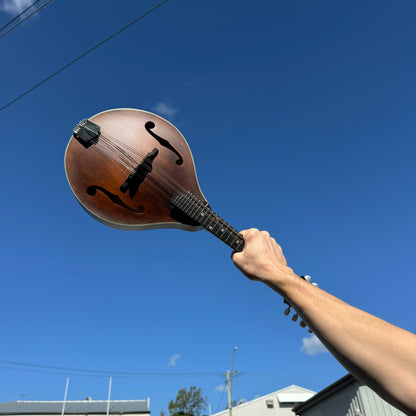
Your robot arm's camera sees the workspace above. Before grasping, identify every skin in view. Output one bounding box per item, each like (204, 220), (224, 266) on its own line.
(232, 228), (416, 415)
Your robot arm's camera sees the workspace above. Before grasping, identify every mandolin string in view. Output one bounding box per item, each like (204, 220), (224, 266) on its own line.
(96, 139), (137, 177)
(78, 121), (190, 199)
(91, 132), (240, 237)
(93, 139), (172, 203)
(94, 133), (187, 201)
(97, 137), (168, 198)
(98, 135), (181, 198)
(103, 139), (136, 168)
(98, 132), (187, 196)
(74, 125), (242, 238)
(96, 131), (190, 197)
(99, 138), (229, 234)
(98, 133), (142, 172)
(96, 133), (240, 241)
(98, 138), (136, 171)
(99, 134), (145, 170)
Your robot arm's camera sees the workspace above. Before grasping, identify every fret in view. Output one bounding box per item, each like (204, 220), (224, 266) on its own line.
(205, 212), (220, 233)
(231, 233), (243, 250)
(223, 226), (234, 244)
(209, 218), (222, 236)
(198, 206), (213, 228)
(214, 218), (233, 242)
(181, 193), (194, 216)
(205, 211), (220, 234)
(174, 193), (188, 212)
(170, 191), (244, 252)
(197, 209), (209, 227)
(187, 195), (200, 217)
(211, 214), (228, 238)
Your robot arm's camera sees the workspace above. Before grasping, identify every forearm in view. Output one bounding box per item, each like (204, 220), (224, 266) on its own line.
(232, 229), (416, 414)
(276, 274), (416, 415)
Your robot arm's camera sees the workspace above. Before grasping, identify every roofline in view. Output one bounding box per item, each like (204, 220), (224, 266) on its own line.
(293, 373), (356, 413)
(9, 401), (148, 404)
(0, 400), (151, 415)
(1, 412), (150, 415)
(210, 385), (316, 415)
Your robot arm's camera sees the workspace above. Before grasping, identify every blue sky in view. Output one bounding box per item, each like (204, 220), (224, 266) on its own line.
(0, 0), (415, 414)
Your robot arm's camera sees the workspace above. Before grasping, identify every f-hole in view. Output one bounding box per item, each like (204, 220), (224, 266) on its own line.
(87, 185), (145, 213)
(145, 121), (183, 165)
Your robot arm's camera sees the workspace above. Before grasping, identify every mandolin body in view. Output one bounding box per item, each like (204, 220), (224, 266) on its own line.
(64, 108), (207, 231)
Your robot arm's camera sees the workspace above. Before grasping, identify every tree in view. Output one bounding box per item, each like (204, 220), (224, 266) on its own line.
(167, 386), (208, 416)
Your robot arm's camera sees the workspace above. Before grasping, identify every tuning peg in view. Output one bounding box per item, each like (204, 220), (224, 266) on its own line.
(284, 275), (319, 332)
(284, 275), (319, 329)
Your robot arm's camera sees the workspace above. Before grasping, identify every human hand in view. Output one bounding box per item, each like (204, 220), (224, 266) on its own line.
(232, 228), (297, 292)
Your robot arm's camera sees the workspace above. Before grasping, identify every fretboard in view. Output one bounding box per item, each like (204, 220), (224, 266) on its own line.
(170, 191), (244, 252)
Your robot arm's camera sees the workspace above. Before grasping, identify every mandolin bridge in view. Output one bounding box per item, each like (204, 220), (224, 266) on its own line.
(120, 148), (159, 198)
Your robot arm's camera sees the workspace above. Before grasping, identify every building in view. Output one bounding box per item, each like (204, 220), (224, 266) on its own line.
(211, 385), (316, 416)
(293, 374), (406, 416)
(0, 399), (150, 416)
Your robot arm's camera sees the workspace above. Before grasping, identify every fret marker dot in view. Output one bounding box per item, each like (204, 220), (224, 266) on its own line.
(221, 228), (224, 232)
(209, 226), (213, 230)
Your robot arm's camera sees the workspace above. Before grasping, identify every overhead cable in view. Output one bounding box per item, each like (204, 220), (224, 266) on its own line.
(0, 359), (222, 379)
(0, 0), (43, 33)
(0, 0), (54, 40)
(0, 0), (169, 113)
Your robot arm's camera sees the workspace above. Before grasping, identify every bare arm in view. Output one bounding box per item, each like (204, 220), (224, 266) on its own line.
(232, 229), (416, 415)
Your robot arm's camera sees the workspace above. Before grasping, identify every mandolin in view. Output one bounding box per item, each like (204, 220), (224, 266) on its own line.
(64, 108), (244, 252)
(65, 108), (315, 330)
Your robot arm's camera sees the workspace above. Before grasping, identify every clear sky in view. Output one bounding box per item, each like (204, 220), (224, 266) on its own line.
(0, 0), (415, 414)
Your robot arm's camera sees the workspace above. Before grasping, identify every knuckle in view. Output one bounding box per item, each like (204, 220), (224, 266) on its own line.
(246, 228), (259, 237)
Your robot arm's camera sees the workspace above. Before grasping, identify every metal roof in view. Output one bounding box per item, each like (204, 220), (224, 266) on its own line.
(293, 373), (356, 413)
(293, 374), (406, 416)
(0, 400), (150, 415)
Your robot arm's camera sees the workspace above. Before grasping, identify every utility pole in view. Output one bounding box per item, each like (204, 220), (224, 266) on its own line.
(106, 377), (112, 416)
(225, 347), (238, 416)
(61, 378), (69, 416)
(226, 371), (232, 416)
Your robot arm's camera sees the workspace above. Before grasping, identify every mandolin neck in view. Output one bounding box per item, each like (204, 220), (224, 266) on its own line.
(170, 191), (244, 252)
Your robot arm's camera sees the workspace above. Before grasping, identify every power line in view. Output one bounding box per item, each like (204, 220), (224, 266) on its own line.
(0, 0), (169, 113)
(0, 360), (222, 379)
(0, 365), (221, 380)
(0, 0), (54, 40)
(214, 383), (227, 413)
(0, 0), (43, 33)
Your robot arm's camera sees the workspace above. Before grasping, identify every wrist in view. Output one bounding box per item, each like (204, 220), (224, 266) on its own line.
(265, 265), (300, 297)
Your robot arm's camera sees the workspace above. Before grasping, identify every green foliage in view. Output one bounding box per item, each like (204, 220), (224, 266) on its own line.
(167, 386), (208, 416)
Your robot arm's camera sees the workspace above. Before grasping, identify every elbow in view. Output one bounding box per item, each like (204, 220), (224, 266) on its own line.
(390, 374), (416, 415)
(401, 381), (416, 415)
